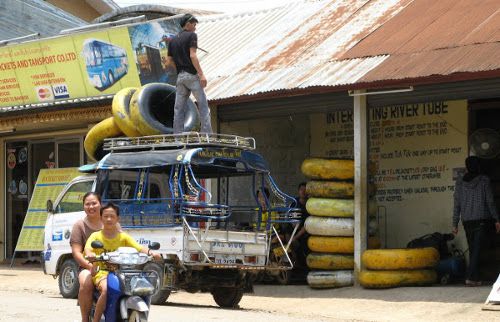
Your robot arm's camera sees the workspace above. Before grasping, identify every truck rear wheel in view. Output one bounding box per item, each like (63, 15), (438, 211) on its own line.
(144, 262), (170, 305)
(211, 287), (243, 308)
(59, 258), (79, 298)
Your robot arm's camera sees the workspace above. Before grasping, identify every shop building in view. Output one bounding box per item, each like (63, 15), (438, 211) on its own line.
(1, 0), (499, 279)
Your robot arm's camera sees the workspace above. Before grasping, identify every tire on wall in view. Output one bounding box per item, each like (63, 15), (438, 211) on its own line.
(129, 83), (199, 135)
(359, 269), (437, 289)
(362, 247), (440, 270)
(301, 158), (354, 180)
(112, 87), (142, 137)
(306, 253), (354, 270)
(308, 236), (381, 254)
(307, 270), (354, 288)
(304, 216), (378, 237)
(306, 198), (378, 217)
(84, 117), (123, 162)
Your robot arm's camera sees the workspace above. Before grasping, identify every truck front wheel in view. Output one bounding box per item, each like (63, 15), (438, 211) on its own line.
(59, 258), (79, 298)
(211, 287), (243, 308)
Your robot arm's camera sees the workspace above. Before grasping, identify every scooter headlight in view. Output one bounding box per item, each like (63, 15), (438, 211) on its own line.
(109, 253), (149, 265)
(130, 276), (155, 296)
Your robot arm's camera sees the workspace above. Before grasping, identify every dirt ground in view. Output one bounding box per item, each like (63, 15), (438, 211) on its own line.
(0, 263), (499, 322)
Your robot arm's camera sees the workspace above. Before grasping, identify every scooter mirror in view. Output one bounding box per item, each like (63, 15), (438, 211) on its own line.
(149, 242), (160, 250)
(91, 240), (104, 249)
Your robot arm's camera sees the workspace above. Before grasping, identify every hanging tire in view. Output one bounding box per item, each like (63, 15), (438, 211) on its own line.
(359, 269), (437, 289)
(304, 216), (378, 237)
(84, 117), (123, 161)
(307, 270), (354, 289)
(129, 83), (200, 135)
(308, 236), (381, 254)
(58, 258), (79, 299)
(362, 247), (440, 270)
(306, 198), (378, 217)
(112, 87), (142, 137)
(128, 310), (147, 322)
(306, 253), (354, 270)
(211, 287), (244, 308)
(143, 262), (171, 305)
(301, 158), (354, 180)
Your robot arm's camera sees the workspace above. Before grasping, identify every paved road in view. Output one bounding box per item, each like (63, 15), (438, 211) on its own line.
(0, 265), (499, 322)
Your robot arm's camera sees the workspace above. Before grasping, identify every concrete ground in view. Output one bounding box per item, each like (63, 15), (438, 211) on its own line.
(0, 263), (499, 321)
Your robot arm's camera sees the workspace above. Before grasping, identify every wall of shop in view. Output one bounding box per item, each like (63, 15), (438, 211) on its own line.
(310, 100), (469, 250)
(220, 115), (310, 200)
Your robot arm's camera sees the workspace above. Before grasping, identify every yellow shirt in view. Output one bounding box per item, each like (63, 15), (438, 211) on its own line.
(85, 230), (142, 284)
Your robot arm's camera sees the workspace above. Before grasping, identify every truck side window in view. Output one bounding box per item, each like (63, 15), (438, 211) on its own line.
(55, 181), (94, 213)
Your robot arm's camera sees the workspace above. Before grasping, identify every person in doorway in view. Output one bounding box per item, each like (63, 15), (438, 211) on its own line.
(69, 192), (103, 322)
(85, 203), (162, 322)
(291, 182), (310, 269)
(167, 14), (212, 134)
(452, 156), (500, 286)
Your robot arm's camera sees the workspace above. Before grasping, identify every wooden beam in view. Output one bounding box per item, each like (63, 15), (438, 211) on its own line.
(353, 90), (368, 285)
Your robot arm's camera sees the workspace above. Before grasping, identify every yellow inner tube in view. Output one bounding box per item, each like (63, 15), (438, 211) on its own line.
(112, 87), (142, 137)
(308, 236), (381, 254)
(306, 198), (377, 217)
(84, 117), (123, 162)
(301, 158), (354, 180)
(307, 253), (354, 270)
(359, 269), (437, 289)
(306, 181), (354, 199)
(362, 247), (439, 270)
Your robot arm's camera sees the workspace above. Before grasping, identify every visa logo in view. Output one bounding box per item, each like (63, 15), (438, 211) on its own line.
(52, 84), (69, 99)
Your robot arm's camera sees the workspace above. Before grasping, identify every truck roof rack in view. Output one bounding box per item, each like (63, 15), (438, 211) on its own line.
(103, 132), (256, 152)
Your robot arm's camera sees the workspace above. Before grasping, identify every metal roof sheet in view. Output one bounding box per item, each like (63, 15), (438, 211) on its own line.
(197, 0), (500, 102)
(0, 0), (86, 40)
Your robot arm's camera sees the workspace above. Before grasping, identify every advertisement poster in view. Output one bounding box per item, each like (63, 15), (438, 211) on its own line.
(15, 168), (80, 252)
(0, 16), (181, 108)
(310, 100), (468, 247)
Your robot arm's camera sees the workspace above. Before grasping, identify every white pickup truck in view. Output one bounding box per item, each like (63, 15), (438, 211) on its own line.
(42, 133), (300, 307)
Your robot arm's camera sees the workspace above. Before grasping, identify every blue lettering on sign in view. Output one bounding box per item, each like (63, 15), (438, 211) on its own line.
(44, 250), (51, 261)
(52, 231), (63, 241)
(53, 84), (69, 99)
(136, 237), (151, 245)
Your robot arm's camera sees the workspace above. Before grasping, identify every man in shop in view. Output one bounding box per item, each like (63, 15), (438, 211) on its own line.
(452, 156), (500, 286)
(166, 14), (212, 134)
(290, 182), (310, 271)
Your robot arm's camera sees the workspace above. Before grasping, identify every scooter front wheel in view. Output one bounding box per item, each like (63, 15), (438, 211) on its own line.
(128, 310), (147, 322)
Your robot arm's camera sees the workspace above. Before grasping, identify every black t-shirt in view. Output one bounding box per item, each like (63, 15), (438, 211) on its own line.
(168, 30), (198, 75)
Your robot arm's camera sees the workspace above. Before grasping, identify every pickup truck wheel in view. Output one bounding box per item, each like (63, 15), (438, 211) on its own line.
(59, 259), (79, 298)
(144, 262), (170, 305)
(211, 287), (243, 308)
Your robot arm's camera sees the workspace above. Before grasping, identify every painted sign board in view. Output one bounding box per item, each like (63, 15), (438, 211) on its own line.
(0, 16), (181, 107)
(310, 100), (468, 247)
(14, 168), (81, 251)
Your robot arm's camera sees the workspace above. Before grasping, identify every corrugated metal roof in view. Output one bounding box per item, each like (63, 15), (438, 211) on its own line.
(197, 0), (500, 102)
(0, 0), (86, 40)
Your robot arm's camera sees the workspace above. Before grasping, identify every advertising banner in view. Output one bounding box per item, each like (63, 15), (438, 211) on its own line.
(310, 100), (468, 247)
(15, 168), (81, 251)
(0, 16), (182, 107)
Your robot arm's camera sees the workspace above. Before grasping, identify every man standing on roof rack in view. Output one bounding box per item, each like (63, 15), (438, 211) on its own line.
(167, 14), (213, 134)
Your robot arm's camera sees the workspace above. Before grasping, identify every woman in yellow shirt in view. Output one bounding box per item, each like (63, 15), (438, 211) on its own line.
(84, 203), (161, 322)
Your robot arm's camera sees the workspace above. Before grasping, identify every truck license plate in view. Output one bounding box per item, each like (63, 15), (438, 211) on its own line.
(211, 242), (244, 252)
(214, 254), (236, 264)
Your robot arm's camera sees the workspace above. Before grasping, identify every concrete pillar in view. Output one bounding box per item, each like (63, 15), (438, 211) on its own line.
(353, 90), (368, 285)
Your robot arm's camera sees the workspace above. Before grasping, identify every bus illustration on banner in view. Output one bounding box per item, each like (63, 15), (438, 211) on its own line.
(82, 39), (129, 91)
